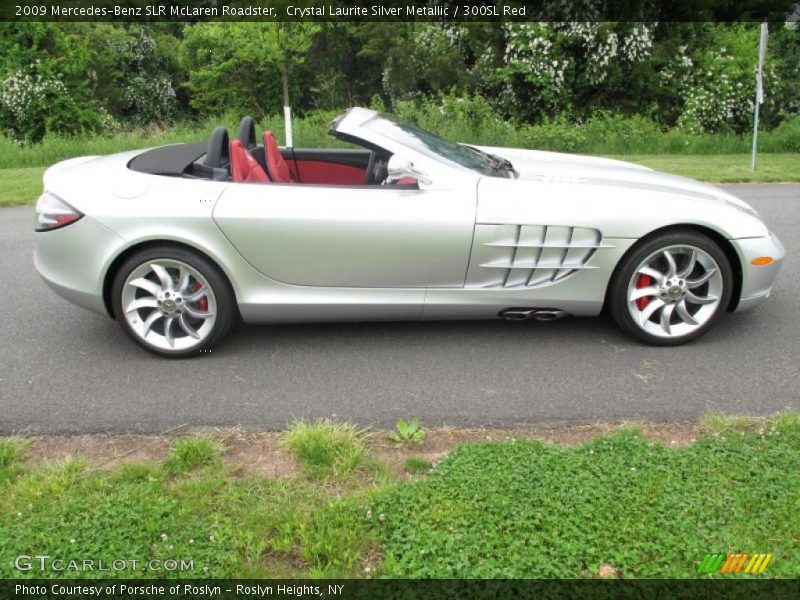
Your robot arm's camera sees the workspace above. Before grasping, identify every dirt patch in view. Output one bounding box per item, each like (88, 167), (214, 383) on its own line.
(16, 421), (705, 478)
(220, 430), (298, 478)
(25, 433), (172, 468)
(640, 422), (701, 446)
(597, 564), (623, 579)
(259, 545), (309, 577)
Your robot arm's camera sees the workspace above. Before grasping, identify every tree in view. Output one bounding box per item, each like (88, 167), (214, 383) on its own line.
(179, 23), (317, 119)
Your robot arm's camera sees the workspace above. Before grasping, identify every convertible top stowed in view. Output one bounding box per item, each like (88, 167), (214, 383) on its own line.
(127, 142), (208, 176)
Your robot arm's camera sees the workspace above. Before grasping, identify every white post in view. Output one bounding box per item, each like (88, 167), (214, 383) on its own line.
(284, 105), (293, 148)
(751, 23), (768, 171)
(280, 54), (293, 148)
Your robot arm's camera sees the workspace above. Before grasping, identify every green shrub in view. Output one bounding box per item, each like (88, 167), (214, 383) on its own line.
(583, 112), (662, 150)
(393, 93), (517, 147)
(284, 420), (368, 480)
(761, 116), (800, 153)
(518, 116), (587, 152)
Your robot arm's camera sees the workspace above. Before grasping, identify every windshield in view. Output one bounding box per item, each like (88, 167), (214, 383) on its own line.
(362, 113), (510, 177)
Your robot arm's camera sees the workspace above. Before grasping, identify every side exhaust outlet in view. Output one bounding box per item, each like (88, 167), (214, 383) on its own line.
(500, 308), (536, 321)
(531, 309), (568, 321)
(500, 308), (568, 322)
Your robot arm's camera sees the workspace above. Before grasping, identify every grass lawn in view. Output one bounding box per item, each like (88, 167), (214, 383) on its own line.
(614, 153), (800, 183)
(1, 414), (798, 579)
(0, 154), (795, 207)
(0, 167), (45, 206)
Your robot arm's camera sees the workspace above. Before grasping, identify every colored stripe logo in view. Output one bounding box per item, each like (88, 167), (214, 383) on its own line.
(698, 553), (773, 574)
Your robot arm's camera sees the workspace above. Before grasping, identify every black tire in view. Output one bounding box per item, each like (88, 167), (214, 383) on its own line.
(111, 245), (236, 358)
(608, 229), (734, 346)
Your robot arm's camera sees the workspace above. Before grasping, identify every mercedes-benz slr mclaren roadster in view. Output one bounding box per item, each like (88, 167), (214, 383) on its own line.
(35, 107), (784, 357)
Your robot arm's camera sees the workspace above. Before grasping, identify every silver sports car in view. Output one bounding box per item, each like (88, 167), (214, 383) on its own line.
(35, 107), (784, 357)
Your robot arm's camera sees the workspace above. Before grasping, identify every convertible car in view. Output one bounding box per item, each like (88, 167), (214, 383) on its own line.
(35, 107), (784, 357)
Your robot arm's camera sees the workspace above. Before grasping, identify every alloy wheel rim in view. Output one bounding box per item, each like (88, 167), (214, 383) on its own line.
(121, 259), (217, 351)
(627, 245), (723, 338)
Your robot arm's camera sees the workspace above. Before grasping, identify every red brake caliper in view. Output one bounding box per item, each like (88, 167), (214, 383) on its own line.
(635, 275), (652, 311)
(193, 281), (208, 311)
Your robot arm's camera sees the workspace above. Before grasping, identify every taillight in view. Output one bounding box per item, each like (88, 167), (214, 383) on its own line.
(34, 192), (83, 232)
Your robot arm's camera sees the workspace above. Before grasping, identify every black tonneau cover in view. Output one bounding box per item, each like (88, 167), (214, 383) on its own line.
(127, 142), (207, 176)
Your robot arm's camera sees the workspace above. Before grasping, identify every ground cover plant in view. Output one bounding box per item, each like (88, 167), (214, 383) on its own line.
(375, 413), (800, 577)
(1, 414), (797, 579)
(0, 434), (380, 579)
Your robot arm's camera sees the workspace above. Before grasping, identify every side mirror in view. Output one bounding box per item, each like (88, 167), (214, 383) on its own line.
(386, 154), (431, 185)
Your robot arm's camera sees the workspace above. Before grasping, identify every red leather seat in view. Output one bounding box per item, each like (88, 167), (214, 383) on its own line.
(263, 131), (296, 183)
(230, 139), (270, 183)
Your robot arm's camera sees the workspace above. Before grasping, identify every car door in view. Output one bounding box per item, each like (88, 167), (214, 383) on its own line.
(212, 176), (478, 288)
(288, 148), (371, 185)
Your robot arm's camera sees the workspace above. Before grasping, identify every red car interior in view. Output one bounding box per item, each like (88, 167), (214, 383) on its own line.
(230, 139), (270, 183)
(292, 160), (367, 185)
(145, 120), (417, 188)
(212, 121), (374, 186)
(263, 131), (297, 183)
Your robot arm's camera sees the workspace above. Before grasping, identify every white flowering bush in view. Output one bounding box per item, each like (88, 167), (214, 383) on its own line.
(657, 25), (790, 135)
(766, 22), (800, 124)
(500, 22), (655, 121)
(108, 29), (177, 125)
(108, 29), (157, 72)
(0, 68), (74, 143)
(664, 46), (757, 134)
(122, 75), (176, 126)
(501, 23), (569, 117)
(676, 75), (753, 135)
(96, 107), (121, 137)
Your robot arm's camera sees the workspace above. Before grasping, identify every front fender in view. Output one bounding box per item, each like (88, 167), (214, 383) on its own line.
(476, 176), (769, 241)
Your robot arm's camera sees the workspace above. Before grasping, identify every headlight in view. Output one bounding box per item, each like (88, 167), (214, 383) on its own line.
(34, 192), (83, 232)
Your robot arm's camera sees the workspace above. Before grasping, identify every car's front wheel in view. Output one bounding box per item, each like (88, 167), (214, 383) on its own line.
(609, 230), (733, 345)
(111, 246), (236, 357)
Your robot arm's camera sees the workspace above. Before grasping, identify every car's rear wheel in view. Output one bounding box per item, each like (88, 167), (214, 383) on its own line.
(112, 246), (235, 357)
(609, 230), (733, 345)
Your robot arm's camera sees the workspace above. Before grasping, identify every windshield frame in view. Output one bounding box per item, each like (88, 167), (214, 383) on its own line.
(331, 108), (512, 179)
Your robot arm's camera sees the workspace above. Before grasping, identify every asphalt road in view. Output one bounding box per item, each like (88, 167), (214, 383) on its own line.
(1, 184), (798, 434)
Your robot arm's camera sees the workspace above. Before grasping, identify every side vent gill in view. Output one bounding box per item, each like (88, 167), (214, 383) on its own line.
(465, 224), (611, 289)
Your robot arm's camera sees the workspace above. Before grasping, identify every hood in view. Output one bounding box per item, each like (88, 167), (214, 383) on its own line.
(474, 145), (760, 219)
